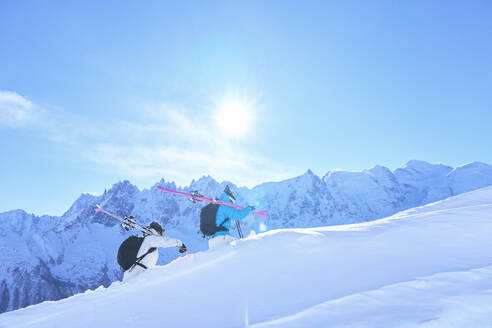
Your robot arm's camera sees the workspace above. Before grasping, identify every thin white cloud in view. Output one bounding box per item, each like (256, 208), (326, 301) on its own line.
(0, 91), (36, 127)
(85, 103), (298, 188)
(2, 92), (299, 188)
(0, 91), (71, 144)
(87, 142), (296, 188)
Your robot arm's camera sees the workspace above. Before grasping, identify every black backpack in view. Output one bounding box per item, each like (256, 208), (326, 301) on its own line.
(200, 203), (229, 236)
(117, 235), (156, 271)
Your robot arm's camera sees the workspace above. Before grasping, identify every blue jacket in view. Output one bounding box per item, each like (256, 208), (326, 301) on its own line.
(212, 193), (252, 237)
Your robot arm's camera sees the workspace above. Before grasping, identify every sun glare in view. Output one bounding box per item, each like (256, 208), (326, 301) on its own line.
(215, 101), (252, 138)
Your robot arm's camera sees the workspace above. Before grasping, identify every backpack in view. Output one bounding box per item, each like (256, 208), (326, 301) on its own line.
(200, 203), (229, 236)
(117, 235), (156, 271)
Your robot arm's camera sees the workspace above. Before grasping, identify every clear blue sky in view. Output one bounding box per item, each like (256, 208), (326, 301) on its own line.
(1, 0), (491, 215)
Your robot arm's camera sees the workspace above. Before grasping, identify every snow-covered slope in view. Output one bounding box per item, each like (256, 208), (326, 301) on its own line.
(2, 186), (492, 327)
(1, 160), (492, 314)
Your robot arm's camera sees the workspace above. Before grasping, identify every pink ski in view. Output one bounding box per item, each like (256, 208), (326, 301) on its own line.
(157, 186), (268, 218)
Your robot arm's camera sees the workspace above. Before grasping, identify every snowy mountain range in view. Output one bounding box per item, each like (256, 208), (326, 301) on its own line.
(2, 184), (492, 327)
(1, 160), (492, 314)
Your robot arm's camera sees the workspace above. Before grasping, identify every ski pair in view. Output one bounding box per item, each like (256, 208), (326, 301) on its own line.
(95, 205), (161, 237)
(95, 206), (189, 250)
(157, 186), (268, 218)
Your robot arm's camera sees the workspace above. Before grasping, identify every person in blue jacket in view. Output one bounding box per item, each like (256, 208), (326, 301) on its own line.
(208, 185), (254, 249)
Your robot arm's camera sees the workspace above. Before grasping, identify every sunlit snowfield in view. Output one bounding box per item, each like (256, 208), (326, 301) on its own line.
(2, 186), (492, 327)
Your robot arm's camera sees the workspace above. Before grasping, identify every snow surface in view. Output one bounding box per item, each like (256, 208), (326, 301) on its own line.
(2, 186), (492, 327)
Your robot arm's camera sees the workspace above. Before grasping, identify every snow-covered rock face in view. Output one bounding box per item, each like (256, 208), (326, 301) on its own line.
(323, 165), (404, 222)
(1, 160), (492, 314)
(448, 162), (492, 195)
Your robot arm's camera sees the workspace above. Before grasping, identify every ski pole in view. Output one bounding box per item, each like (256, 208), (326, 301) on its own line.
(235, 220), (243, 239)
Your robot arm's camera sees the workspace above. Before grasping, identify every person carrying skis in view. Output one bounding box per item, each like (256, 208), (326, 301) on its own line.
(120, 221), (187, 282)
(205, 185), (254, 249)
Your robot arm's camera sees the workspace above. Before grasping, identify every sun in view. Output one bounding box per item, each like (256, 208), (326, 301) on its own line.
(215, 100), (252, 138)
